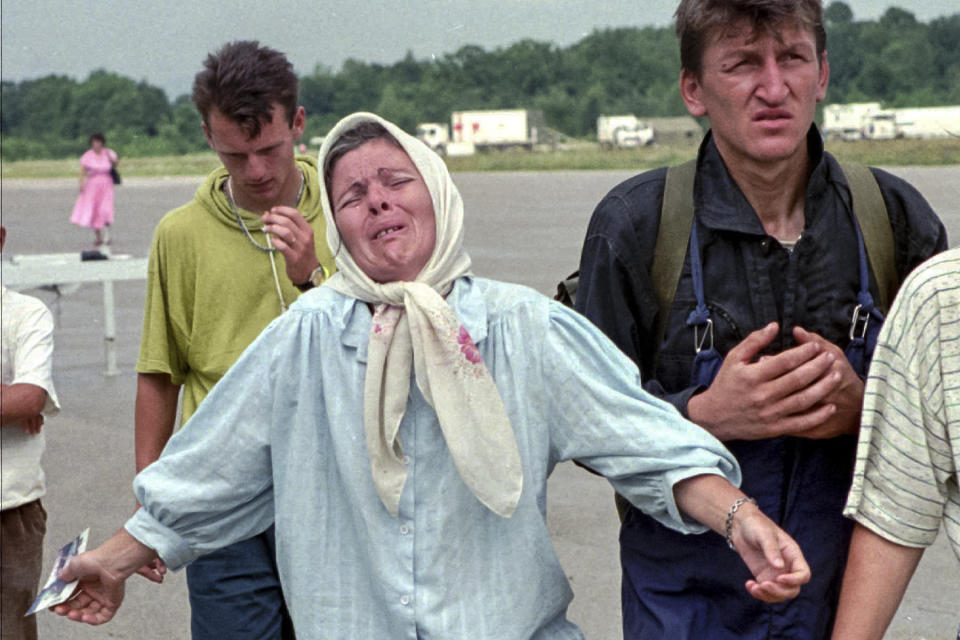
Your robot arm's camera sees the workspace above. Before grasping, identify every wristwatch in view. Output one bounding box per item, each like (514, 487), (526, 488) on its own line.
(295, 265), (328, 292)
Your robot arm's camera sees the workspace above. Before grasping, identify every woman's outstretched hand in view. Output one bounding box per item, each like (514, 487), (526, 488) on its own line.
(673, 473), (811, 602)
(51, 551), (125, 624)
(729, 502), (811, 602)
(50, 529), (157, 625)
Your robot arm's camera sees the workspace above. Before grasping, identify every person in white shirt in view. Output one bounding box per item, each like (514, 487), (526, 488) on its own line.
(1, 225), (61, 640)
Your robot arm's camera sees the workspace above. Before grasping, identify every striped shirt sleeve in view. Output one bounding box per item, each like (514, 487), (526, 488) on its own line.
(845, 248), (960, 560)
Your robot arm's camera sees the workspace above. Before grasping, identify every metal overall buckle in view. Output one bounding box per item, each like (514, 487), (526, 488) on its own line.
(694, 318), (714, 353)
(849, 303), (870, 341)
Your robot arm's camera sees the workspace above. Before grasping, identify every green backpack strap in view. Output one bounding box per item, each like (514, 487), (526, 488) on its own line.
(553, 159), (697, 316)
(839, 162), (896, 313)
(650, 161), (894, 329)
(651, 159), (697, 365)
(615, 159), (697, 522)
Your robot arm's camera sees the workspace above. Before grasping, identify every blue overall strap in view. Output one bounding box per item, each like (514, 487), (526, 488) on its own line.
(686, 219), (710, 327)
(841, 162), (893, 378)
(685, 220), (723, 387)
(853, 220), (882, 319)
(845, 216), (886, 377)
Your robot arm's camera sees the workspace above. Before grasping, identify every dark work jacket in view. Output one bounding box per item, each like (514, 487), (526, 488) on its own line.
(575, 128), (947, 640)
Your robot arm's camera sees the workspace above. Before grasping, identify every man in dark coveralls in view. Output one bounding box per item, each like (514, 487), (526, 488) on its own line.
(574, 1), (947, 638)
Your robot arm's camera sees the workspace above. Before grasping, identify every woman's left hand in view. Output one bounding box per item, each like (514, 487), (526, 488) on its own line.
(731, 505), (812, 602)
(674, 474), (812, 602)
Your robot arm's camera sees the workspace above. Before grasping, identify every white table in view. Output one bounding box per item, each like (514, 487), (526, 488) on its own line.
(2, 252), (148, 375)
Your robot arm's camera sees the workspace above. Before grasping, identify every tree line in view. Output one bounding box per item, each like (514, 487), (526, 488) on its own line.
(2, 2), (958, 161)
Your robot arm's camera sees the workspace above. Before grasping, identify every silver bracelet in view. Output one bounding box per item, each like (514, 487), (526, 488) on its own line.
(725, 496), (757, 550)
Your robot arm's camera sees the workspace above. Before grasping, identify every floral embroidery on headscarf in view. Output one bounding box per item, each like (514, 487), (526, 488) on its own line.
(457, 326), (483, 365)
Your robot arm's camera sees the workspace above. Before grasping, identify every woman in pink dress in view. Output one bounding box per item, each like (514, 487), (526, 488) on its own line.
(70, 132), (119, 248)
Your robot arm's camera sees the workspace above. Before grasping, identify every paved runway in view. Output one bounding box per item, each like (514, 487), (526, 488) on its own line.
(2, 166), (958, 639)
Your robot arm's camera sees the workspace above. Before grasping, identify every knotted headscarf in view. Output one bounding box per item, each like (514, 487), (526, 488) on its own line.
(317, 112), (523, 518)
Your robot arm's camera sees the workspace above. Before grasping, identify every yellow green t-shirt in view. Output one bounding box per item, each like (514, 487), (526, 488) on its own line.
(136, 156), (336, 424)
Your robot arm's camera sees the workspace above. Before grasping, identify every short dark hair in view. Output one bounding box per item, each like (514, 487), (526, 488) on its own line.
(192, 40), (299, 139)
(675, 0), (826, 75)
(322, 122), (405, 201)
(89, 132), (106, 145)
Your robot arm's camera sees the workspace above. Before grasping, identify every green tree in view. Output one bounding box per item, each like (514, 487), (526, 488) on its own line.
(3, 9), (958, 159)
(879, 7), (919, 31)
(329, 58), (388, 115)
(824, 1), (854, 26)
(300, 64), (337, 120)
(929, 15), (960, 97)
(375, 83), (420, 133)
(10, 75), (78, 140)
(495, 39), (558, 99)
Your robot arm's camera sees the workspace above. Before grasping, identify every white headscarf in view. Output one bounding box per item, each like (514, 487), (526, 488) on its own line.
(318, 112), (523, 518)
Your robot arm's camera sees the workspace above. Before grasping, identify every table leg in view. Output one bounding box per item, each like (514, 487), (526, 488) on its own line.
(102, 280), (119, 376)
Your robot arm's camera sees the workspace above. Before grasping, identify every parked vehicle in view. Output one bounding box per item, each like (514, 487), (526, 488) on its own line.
(826, 104), (960, 141)
(892, 106), (960, 139)
(450, 109), (548, 151)
(597, 115), (655, 148)
(415, 122), (450, 155)
(821, 102), (881, 141)
(864, 111), (898, 140)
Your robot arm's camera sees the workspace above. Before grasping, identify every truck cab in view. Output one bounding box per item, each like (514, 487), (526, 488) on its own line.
(416, 123), (450, 155)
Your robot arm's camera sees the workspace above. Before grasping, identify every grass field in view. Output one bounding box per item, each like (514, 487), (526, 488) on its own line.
(2, 137), (958, 179)
(1, 153), (224, 180)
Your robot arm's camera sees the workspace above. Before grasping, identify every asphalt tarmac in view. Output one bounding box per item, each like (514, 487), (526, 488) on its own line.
(2, 166), (958, 639)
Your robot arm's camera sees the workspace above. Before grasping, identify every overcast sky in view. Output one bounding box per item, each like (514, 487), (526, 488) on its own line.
(3, 0), (956, 100)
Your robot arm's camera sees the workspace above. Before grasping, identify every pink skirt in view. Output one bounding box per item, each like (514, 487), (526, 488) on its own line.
(70, 174), (115, 230)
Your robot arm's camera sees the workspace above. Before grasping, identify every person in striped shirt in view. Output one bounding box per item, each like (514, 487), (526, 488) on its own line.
(832, 247), (960, 640)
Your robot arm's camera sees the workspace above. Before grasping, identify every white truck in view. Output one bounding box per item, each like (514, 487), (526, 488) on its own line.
(863, 111), (898, 140)
(415, 123), (450, 154)
(597, 115), (655, 148)
(450, 109), (548, 151)
(892, 106), (960, 139)
(822, 102), (881, 141)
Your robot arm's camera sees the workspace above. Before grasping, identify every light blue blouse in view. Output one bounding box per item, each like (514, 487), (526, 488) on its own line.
(126, 277), (739, 639)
